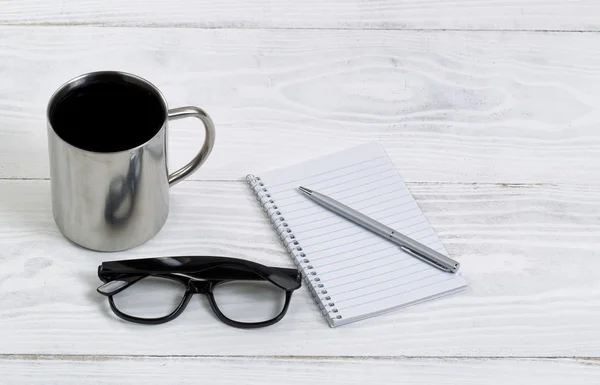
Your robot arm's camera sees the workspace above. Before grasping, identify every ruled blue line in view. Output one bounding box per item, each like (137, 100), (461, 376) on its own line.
(313, 241), (446, 273)
(319, 171), (398, 198)
(309, 230), (439, 262)
(274, 167), (395, 203)
(292, 201), (415, 229)
(295, 214), (408, 247)
(310, 239), (384, 261)
(412, 232), (438, 244)
(299, 213), (427, 247)
(286, 195), (411, 223)
(309, 233), (414, 262)
(266, 156), (388, 190)
(298, 208), (426, 243)
(341, 277), (457, 310)
(401, 226), (433, 238)
(334, 180), (403, 201)
(335, 192), (408, 212)
(321, 259), (418, 285)
(302, 216), (401, 247)
(307, 234), (376, 255)
(316, 248), (401, 274)
(279, 204), (319, 219)
(286, 190), (412, 218)
(328, 266), (432, 293)
(277, 175), (401, 210)
(315, 244), (398, 269)
(390, 217), (429, 230)
(318, 254), (414, 277)
(342, 188), (407, 207)
(335, 271), (442, 303)
(283, 184), (406, 215)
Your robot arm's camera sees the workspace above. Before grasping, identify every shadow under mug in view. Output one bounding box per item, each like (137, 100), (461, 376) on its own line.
(46, 71), (216, 251)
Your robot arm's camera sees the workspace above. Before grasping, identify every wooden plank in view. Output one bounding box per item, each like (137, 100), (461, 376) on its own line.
(0, 357), (598, 385)
(0, 180), (598, 356)
(0, 27), (599, 184)
(1, 0), (600, 31)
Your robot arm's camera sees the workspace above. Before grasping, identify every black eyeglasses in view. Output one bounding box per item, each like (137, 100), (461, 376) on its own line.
(97, 256), (302, 328)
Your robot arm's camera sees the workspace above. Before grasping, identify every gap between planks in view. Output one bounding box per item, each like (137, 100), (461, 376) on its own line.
(0, 354), (598, 362)
(0, 23), (598, 33)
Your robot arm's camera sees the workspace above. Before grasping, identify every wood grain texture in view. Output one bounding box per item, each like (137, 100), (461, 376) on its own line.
(0, 27), (599, 184)
(1, 0), (600, 31)
(1, 357), (599, 385)
(0, 180), (598, 356)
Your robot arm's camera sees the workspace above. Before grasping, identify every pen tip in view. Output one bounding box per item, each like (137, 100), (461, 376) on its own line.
(298, 186), (313, 195)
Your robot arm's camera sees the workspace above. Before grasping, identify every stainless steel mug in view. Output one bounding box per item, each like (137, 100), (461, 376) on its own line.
(46, 71), (216, 251)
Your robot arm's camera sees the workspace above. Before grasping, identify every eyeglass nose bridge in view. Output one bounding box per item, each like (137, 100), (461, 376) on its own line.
(187, 279), (212, 294)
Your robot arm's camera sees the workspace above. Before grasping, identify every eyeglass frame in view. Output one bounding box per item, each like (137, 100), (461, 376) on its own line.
(97, 256), (302, 329)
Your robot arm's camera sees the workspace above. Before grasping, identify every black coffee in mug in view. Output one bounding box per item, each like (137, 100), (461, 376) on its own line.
(49, 80), (166, 152)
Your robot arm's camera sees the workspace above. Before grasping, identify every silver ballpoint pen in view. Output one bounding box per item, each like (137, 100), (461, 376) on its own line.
(298, 186), (460, 273)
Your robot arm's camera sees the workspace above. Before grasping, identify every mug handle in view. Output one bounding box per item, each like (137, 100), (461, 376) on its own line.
(167, 106), (216, 186)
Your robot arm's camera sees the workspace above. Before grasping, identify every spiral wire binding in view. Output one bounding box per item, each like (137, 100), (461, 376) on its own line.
(246, 174), (342, 322)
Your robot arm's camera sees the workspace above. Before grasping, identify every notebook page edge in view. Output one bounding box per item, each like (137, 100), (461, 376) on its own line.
(333, 273), (468, 322)
(250, 141), (385, 184)
(328, 282), (468, 327)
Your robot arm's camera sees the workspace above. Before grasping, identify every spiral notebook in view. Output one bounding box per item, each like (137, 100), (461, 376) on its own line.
(246, 142), (467, 327)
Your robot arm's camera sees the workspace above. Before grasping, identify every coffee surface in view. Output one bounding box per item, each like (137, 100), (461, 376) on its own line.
(50, 81), (165, 152)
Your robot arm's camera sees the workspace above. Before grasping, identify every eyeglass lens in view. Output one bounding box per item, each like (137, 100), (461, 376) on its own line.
(112, 276), (186, 319)
(110, 273), (287, 323)
(212, 280), (286, 323)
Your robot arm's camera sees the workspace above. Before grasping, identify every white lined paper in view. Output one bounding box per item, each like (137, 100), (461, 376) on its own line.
(250, 142), (467, 327)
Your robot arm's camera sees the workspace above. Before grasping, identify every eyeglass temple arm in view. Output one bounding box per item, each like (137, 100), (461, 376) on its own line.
(97, 273), (145, 296)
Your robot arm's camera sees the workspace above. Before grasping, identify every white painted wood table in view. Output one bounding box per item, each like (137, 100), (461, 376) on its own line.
(1, 1), (599, 383)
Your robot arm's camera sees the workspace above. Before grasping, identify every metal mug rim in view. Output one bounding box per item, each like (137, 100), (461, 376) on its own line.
(46, 70), (170, 155)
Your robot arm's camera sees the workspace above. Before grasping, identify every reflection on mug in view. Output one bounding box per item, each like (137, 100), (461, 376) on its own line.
(104, 149), (143, 226)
